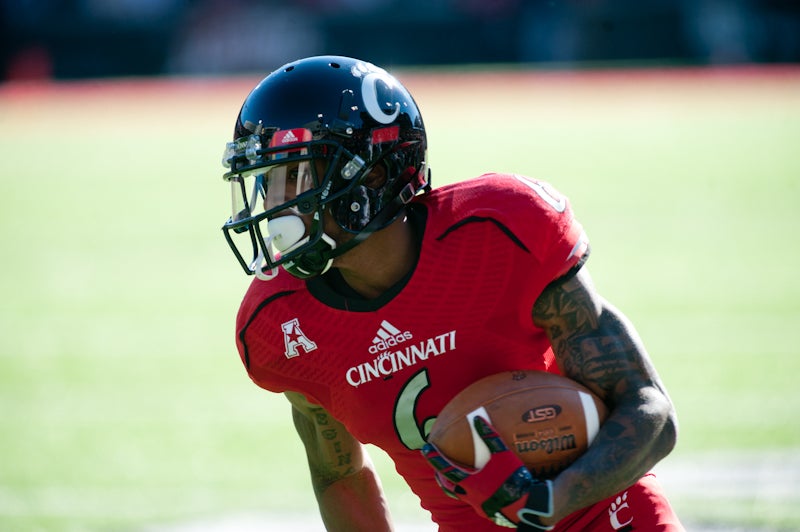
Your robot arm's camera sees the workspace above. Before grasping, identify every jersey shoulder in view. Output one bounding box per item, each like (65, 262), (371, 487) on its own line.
(419, 173), (588, 271)
(236, 269), (305, 330)
(423, 172), (572, 224)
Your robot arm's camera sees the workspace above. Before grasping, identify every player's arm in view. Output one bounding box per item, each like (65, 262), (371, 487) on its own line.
(531, 267), (678, 524)
(285, 391), (395, 531)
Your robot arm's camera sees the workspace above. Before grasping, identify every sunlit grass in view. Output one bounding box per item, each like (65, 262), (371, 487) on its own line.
(1, 68), (798, 530)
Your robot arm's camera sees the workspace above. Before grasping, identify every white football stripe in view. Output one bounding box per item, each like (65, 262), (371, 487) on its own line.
(466, 406), (492, 469)
(579, 391), (601, 445)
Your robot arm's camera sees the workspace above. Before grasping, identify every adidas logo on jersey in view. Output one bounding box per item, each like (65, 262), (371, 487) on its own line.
(369, 320), (413, 354)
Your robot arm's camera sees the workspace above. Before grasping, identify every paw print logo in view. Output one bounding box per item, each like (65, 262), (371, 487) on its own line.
(608, 491), (633, 530)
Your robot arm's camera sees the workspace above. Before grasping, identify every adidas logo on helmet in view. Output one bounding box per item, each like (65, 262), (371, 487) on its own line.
(281, 130), (299, 144)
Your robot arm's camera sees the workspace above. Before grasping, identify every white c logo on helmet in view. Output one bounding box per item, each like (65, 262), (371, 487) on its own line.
(361, 72), (400, 124)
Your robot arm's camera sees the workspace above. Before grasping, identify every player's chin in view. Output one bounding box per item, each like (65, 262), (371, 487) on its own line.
(326, 222), (358, 246)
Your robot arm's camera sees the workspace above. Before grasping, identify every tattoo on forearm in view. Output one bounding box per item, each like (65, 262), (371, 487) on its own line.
(533, 276), (676, 512)
(306, 406), (357, 487)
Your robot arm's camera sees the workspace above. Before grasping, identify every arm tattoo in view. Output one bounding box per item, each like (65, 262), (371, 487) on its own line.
(293, 405), (358, 493)
(533, 275), (640, 400)
(532, 272), (677, 514)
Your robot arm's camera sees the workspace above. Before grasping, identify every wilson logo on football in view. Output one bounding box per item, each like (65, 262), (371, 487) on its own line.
(522, 404), (562, 423)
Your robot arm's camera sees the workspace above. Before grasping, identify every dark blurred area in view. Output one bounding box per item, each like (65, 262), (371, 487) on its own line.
(2, 0), (799, 81)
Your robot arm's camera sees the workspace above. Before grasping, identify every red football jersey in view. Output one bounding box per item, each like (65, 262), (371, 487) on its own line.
(235, 173), (590, 530)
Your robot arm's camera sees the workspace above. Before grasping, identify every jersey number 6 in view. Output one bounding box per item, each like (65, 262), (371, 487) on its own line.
(393, 368), (436, 450)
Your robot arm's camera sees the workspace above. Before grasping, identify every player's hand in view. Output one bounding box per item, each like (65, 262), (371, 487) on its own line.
(422, 416), (555, 530)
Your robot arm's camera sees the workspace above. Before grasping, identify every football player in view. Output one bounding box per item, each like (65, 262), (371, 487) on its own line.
(221, 55), (683, 531)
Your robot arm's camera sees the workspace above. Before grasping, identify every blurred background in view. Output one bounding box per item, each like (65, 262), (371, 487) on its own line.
(2, 2), (799, 531)
(2, 0), (800, 80)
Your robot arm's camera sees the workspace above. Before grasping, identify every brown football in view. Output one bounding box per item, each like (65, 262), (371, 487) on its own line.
(428, 370), (608, 479)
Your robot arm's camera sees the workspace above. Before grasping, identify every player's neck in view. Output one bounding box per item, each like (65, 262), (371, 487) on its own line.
(334, 214), (418, 300)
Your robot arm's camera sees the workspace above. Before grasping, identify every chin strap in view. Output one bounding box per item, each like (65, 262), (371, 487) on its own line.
(263, 176), (422, 280)
(282, 216), (382, 280)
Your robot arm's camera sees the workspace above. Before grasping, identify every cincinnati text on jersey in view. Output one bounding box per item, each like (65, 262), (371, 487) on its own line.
(346, 330), (457, 387)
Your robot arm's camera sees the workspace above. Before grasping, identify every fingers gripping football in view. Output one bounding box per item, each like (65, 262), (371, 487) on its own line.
(422, 416), (555, 530)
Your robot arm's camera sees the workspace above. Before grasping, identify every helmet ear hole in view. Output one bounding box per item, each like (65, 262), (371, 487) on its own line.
(336, 185), (372, 231)
(364, 164), (387, 189)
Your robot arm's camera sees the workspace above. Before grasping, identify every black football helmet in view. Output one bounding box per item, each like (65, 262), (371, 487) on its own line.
(222, 55), (429, 280)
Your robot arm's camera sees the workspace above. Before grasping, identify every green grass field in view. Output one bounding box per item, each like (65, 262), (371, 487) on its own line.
(1, 67), (799, 531)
